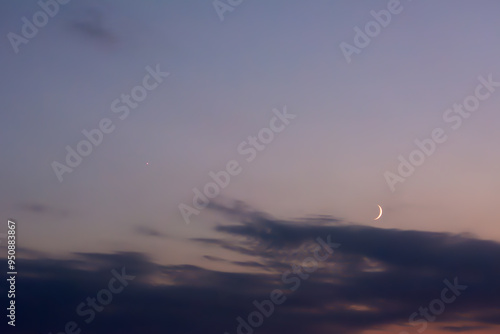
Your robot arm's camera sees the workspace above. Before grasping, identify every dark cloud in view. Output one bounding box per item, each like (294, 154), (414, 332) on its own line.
(134, 225), (167, 238)
(203, 255), (226, 262)
(68, 7), (118, 45)
(17, 202), (68, 217)
(440, 325), (489, 332)
(21, 203), (47, 213)
(10, 202), (500, 333)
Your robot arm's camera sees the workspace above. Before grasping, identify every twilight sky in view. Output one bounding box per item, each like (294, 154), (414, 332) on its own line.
(1, 1), (500, 333)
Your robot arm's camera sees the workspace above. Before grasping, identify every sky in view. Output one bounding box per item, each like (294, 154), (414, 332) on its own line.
(1, 0), (500, 333)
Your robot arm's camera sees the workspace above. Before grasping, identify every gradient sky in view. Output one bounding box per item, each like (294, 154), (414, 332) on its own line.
(1, 1), (500, 333)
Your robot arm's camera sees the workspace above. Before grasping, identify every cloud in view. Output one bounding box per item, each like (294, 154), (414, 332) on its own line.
(11, 202), (500, 333)
(203, 255), (227, 262)
(68, 7), (118, 45)
(440, 325), (489, 332)
(17, 202), (68, 217)
(21, 203), (48, 213)
(134, 225), (167, 238)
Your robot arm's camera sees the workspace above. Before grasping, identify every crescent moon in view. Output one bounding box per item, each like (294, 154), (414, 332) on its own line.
(374, 205), (383, 220)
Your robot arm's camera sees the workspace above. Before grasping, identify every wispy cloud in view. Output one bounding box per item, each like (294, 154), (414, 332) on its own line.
(133, 225), (167, 238)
